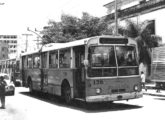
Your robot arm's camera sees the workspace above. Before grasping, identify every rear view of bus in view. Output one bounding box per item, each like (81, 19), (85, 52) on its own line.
(85, 36), (143, 102)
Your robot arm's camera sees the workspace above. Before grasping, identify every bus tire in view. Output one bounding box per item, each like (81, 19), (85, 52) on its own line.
(61, 81), (72, 104)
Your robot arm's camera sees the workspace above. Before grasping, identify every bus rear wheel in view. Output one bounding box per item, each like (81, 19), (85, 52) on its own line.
(62, 84), (72, 104)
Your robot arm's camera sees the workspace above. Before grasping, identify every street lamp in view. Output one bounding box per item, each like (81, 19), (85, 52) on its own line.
(27, 27), (42, 50)
(27, 27), (43, 39)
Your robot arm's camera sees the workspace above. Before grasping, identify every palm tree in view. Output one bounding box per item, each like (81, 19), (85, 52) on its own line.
(119, 20), (160, 78)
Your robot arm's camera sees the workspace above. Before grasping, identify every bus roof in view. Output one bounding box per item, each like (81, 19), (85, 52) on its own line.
(21, 35), (128, 56)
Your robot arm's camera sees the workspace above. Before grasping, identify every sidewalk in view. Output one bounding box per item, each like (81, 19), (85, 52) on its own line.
(143, 83), (165, 97)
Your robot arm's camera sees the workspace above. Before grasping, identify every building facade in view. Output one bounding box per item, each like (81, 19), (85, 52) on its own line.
(0, 35), (18, 59)
(104, 0), (165, 43)
(0, 42), (8, 60)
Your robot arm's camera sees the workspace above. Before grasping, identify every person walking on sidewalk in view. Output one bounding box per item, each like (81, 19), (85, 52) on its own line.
(156, 83), (161, 93)
(141, 71), (147, 91)
(0, 76), (7, 109)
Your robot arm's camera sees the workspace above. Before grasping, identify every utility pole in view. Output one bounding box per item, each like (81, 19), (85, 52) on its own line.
(22, 33), (32, 52)
(115, 0), (118, 36)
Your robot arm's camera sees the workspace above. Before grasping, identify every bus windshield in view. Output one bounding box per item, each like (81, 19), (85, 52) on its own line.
(116, 46), (138, 66)
(89, 46), (116, 67)
(88, 45), (138, 77)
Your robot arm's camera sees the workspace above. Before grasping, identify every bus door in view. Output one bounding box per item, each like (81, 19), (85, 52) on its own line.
(41, 69), (48, 92)
(41, 52), (48, 92)
(74, 46), (85, 98)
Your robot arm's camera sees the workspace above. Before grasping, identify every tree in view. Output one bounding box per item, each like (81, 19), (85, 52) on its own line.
(41, 12), (108, 44)
(78, 12), (107, 37)
(120, 20), (160, 76)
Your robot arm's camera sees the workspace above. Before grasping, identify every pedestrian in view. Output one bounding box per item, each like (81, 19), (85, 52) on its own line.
(0, 76), (7, 109)
(141, 71), (147, 91)
(156, 83), (161, 93)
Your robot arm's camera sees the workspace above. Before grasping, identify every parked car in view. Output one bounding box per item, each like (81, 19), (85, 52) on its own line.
(0, 73), (15, 96)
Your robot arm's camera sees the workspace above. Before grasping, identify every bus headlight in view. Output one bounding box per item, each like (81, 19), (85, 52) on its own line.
(134, 85), (138, 91)
(96, 88), (102, 94)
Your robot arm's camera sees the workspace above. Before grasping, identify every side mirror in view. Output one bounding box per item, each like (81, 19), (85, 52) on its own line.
(83, 60), (89, 67)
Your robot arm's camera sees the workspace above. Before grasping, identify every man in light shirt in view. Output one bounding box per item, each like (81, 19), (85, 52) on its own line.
(141, 71), (147, 91)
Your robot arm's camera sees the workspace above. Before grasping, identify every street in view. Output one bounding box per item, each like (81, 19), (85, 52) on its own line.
(0, 87), (164, 120)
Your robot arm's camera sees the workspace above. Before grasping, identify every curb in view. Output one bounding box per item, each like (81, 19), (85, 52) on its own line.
(143, 85), (165, 97)
(143, 92), (165, 97)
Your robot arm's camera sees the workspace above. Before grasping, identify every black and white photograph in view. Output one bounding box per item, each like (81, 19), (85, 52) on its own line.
(0, 0), (165, 120)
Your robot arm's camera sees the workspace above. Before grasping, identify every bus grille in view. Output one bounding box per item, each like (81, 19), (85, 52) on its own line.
(111, 89), (126, 94)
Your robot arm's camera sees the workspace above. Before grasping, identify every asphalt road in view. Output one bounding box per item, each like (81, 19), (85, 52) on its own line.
(0, 87), (164, 120)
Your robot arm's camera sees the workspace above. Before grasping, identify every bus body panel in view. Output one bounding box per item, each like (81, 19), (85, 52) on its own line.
(46, 69), (74, 96)
(85, 76), (142, 102)
(22, 68), (76, 98)
(25, 69), (41, 91)
(86, 92), (143, 102)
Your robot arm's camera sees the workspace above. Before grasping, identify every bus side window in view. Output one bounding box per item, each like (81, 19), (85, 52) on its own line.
(59, 49), (70, 68)
(49, 51), (58, 68)
(27, 56), (33, 68)
(33, 55), (40, 68)
(22, 56), (27, 69)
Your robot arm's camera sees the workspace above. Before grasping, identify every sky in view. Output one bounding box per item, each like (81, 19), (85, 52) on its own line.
(0, 0), (111, 35)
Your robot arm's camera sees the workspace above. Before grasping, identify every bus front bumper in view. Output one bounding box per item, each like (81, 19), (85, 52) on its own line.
(86, 92), (143, 102)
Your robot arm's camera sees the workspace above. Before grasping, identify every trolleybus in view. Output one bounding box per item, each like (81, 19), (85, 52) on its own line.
(21, 35), (142, 103)
(0, 58), (21, 86)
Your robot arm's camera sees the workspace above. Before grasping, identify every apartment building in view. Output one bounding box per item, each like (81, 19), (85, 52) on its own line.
(0, 42), (8, 60)
(104, 0), (165, 43)
(0, 35), (18, 59)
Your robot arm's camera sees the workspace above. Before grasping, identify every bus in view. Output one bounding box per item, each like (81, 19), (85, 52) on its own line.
(21, 35), (142, 103)
(0, 58), (21, 86)
(151, 46), (165, 89)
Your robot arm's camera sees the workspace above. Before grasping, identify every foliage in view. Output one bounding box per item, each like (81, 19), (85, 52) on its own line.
(119, 20), (160, 75)
(41, 12), (108, 44)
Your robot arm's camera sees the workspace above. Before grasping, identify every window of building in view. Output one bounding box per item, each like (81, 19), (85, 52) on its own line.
(59, 48), (70, 68)
(2, 47), (5, 51)
(12, 35), (17, 39)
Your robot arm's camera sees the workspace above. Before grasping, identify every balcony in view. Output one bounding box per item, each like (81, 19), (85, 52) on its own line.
(104, 0), (165, 23)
